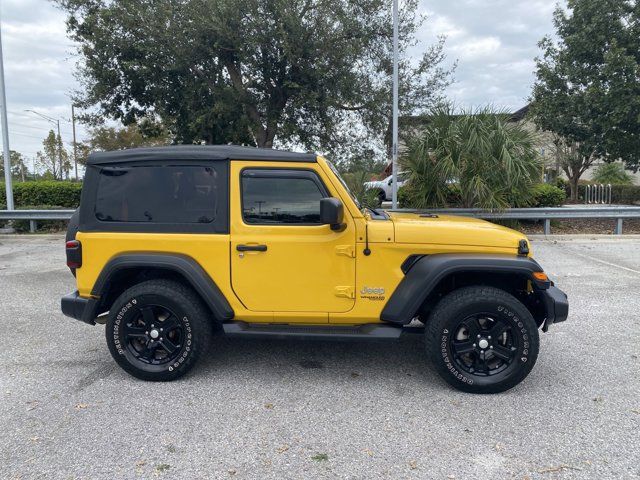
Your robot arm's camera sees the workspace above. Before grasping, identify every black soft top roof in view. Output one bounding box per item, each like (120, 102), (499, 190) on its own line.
(86, 145), (318, 165)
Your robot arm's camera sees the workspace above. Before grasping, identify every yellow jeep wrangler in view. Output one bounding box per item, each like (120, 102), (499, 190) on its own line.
(61, 145), (568, 393)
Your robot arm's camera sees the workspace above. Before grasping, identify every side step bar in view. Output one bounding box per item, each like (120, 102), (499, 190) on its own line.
(222, 321), (423, 342)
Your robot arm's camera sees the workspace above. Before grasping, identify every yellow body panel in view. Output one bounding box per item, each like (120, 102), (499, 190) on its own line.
(75, 155), (530, 326)
(389, 211), (527, 249)
(229, 160), (356, 319)
(74, 231), (236, 303)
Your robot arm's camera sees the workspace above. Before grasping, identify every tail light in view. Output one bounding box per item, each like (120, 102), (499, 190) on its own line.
(66, 240), (82, 269)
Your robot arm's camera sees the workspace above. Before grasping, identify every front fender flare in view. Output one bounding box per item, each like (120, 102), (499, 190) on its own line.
(380, 254), (547, 325)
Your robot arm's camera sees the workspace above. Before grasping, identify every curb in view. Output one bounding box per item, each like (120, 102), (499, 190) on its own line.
(528, 234), (640, 241)
(0, 233), (65, 239)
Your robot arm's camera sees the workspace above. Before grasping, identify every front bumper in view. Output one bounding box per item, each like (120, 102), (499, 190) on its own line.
(61, 291), (98, 325)
(540, 285), (569, 331)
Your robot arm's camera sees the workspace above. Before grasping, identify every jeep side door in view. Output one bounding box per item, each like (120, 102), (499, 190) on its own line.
(229, 161), (356, 320)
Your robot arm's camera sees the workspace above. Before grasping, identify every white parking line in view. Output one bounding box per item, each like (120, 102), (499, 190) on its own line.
(564, 248), (640, 275)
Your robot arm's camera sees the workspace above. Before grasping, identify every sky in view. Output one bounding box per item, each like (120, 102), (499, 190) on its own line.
(0, 0), (562, 168)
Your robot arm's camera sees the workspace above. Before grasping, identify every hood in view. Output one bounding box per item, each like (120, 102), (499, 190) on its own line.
(388, 211), (527, 250)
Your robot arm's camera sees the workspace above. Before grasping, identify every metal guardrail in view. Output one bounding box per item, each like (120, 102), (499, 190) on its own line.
(0, 209), (75, 232)
(0, 209), (75, 220)
(1, 207), (640, 234)
(391, 206), (640, 234)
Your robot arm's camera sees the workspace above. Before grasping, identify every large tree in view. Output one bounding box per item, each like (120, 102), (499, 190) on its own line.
(56, 0), (453, 159)
(531, 0), (640, 200)
(36, 130), (71, 180)
(0, 150), (28, 181)
(78, 119), (171, 162)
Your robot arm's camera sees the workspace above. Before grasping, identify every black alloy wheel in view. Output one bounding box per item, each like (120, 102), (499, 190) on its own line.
(449, 313), (519, 377)
(121, 304), (186, 366)
(106, 279), (212, 381)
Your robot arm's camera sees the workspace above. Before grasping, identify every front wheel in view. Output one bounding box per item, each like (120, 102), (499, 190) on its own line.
(105, 279), (212, 381)
(425, 286), (540, 394)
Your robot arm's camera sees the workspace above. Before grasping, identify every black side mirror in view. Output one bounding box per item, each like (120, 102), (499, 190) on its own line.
(320, 197), (345, 231)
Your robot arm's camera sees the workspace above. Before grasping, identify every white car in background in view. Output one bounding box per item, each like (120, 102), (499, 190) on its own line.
(364, 173), (407, 202)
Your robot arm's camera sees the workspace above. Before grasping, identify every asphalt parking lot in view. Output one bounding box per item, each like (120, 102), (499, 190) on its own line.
(1, 235), (639, 479)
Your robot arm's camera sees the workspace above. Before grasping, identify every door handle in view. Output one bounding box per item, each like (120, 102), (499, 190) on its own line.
(236, 244), (268, 252)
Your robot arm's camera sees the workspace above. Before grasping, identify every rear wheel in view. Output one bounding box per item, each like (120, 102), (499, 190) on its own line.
(425, 286), (539, 394)
(105, 279), (212, 381)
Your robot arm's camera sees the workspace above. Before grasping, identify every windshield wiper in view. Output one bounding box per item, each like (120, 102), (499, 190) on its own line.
(363, 206), (376, 216)
(365, 207), (387, 218)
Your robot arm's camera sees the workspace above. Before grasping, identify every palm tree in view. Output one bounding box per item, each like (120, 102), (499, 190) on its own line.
(401, 105), (542, 209)
(342, 170), (382, 208)
(591, 162), (635, 185)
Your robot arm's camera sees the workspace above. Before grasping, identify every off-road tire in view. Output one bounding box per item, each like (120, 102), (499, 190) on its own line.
(425, 286), (539, 394)
(105, 279), (212, 381)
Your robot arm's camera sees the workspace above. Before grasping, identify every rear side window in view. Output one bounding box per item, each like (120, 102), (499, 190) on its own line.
(95, 165), (220, 224)
(241, 169), (327, 225)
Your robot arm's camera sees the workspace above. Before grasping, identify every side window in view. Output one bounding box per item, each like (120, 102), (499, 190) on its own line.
(95, 165), (219, 224)
(241, 169), (327, 225)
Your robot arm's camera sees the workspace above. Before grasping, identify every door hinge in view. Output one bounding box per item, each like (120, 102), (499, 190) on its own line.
(334, 286), (355, 299)
(335, 245), (355, 258)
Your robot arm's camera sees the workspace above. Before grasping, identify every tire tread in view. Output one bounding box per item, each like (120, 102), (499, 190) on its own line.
(425, 286), (539, 394)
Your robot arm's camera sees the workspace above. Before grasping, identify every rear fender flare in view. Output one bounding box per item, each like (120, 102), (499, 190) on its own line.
(91, 253), (234, 321)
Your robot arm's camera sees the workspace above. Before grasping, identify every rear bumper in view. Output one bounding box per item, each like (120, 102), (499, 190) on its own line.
(541, 285), (569, 331)
(61, 291), (97, 325)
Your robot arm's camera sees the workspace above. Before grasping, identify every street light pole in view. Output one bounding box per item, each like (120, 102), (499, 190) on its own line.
(391, 0), (399, 210)
(0, 19), (14, 210)
(71, 105), (78, 181)
(55, 118), (63, 179)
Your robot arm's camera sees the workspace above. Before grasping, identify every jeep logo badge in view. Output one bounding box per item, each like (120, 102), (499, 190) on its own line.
(360, 286), (385, 295)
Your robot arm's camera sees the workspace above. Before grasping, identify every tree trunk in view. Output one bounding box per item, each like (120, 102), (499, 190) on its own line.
(253, 127), (268, 148)
(569, 174), (580, 202)
(223, 59), (271, 148)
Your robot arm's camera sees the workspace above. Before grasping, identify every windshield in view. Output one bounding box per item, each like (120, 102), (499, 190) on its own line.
(325, 160), (361, 209)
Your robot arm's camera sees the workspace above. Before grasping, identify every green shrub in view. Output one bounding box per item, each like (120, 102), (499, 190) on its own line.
(611, 185), (640, 204)
(0, 181), (82, 208)
(554, 177), (570, 197)
(397, 185), (414, 208)
(554, 177), (568, 190)
(591, 163), (634, 185)
(341, 171), (383, 208)
(530, 184), (566, 207)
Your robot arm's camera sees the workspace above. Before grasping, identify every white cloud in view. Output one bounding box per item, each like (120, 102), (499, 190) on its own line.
(1, 0), (85, 162)
(426, 13), (466, 40)
(415, 0), (564, 111)
(449, 36), (502, 59)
